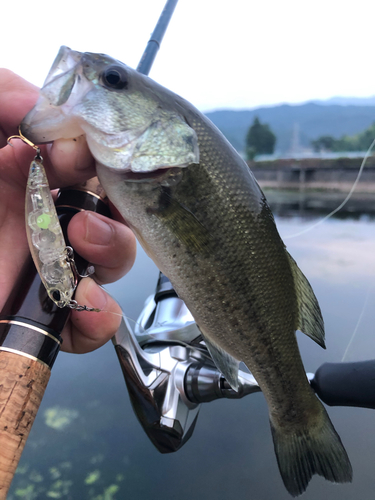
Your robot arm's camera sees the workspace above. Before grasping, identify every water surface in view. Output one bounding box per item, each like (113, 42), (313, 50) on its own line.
(8, 191), (375, 500)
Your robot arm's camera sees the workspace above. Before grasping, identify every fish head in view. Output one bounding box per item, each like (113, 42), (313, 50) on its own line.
(21, 46), (199, 173)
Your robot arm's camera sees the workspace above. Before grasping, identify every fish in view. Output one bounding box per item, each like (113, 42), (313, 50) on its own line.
(21, 46), (352, 496)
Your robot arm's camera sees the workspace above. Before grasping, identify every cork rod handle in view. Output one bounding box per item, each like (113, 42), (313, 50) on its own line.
(0, 350), (50, 498)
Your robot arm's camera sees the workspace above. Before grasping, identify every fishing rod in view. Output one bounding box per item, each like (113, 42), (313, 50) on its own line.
(0, 0), (373, 494)
(137, 0), (179, 76)
(0, 0), (180, 497)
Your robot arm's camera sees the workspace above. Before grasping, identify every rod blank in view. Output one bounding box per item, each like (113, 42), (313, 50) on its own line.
(137, 0), (179, 75)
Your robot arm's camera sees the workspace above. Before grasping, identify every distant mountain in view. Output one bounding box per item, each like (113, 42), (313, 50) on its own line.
(205, 102), (375, 155)
(311, 96), (375, 106)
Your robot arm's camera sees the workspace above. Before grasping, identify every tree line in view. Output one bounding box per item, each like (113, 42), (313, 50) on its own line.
(245, 116), (375, 159)
(312, 122), (375, 153)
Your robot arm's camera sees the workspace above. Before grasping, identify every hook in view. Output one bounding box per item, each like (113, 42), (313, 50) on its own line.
(7, 128), (42, 160)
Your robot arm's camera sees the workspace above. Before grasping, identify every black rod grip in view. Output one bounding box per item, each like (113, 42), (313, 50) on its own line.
(311, 360), (375, 409)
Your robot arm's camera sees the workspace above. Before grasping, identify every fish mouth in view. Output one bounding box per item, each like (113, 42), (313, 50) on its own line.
(43, 46), (82, 86)
(20, 46), (86, 144)
(121, 167), (175, 182)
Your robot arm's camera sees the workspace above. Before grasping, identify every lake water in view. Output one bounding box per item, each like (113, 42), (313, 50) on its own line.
(8, 190), (375, 500)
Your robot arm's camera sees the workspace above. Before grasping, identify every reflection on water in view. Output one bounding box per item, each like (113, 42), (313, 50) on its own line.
(265, 189), (375, 220)
(8, 190), (375, 500)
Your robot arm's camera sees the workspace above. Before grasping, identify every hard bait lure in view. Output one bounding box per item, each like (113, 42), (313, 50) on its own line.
(25, 151), (76, 308)
(8, 133), (97, 311)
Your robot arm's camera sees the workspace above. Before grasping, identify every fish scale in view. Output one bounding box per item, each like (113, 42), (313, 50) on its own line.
(21, 46), (352, 497)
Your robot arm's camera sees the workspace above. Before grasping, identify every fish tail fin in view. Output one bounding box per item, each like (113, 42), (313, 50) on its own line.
(270, 403), (352, 496)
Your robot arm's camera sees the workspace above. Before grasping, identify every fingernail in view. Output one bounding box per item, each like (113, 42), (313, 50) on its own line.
(85, 213), (113, 245)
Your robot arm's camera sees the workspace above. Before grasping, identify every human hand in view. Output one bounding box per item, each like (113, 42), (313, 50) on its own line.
(0, 69), (137, 353)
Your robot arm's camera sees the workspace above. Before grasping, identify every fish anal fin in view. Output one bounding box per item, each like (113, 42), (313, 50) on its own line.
(287, 252), (325, 348)
(202, 332), (241, 391)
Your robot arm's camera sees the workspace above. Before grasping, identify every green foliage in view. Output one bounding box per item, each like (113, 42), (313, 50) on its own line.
(85, 471), (101, 485)
(14, 484), (35, 498)
(312, 122), (375, 152)
(246, 117), (276, 159)
(206, 104), (375, 155)
(44, 406), (79, 431)
(311, 136), (336, 152)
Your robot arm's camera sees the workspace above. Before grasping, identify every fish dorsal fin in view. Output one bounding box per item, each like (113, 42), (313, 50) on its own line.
(201, 331), (241, 391)
(287, 252), (326, 348)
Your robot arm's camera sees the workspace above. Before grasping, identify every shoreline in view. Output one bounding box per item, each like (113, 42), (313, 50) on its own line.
(256, 181), (375, 193)
(249, 156), (375, 193)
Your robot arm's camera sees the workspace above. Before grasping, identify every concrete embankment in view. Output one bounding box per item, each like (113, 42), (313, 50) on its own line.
(248, 156), (375, 192)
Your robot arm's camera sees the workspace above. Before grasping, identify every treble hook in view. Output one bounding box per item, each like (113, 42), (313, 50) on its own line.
(7, 127), (42, 161)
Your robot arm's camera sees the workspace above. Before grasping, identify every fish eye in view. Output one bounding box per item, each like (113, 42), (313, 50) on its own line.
(101, 66), (128, 90)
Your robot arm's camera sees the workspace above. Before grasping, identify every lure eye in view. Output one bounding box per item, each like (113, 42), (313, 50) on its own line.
(101, 66), (128, 90)
(52, 289), (61, 302)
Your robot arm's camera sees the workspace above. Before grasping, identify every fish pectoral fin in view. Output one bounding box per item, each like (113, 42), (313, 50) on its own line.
(201, 332), (241, 392)
(150, 189), (213, 254)
(131, 114), (199, 172)
(287, 252), (325, 348)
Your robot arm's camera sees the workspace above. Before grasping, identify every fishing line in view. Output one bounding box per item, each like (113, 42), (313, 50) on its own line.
(71, 301), (145, 332)
(280, 138), (375, 361)
(91, 307), (146, 333)
(341, 283), (374, 362)
(283, 137), (375, 240)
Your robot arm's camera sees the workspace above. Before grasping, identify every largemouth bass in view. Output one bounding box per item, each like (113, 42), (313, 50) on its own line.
(21, 46), (352, 496)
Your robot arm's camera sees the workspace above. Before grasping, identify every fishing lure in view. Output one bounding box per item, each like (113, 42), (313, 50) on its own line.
(8, 133), (98, 311)
(25, 151), (76, 307)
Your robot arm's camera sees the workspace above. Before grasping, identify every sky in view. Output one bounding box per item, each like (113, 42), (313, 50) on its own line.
(1, 0), (375, 112)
